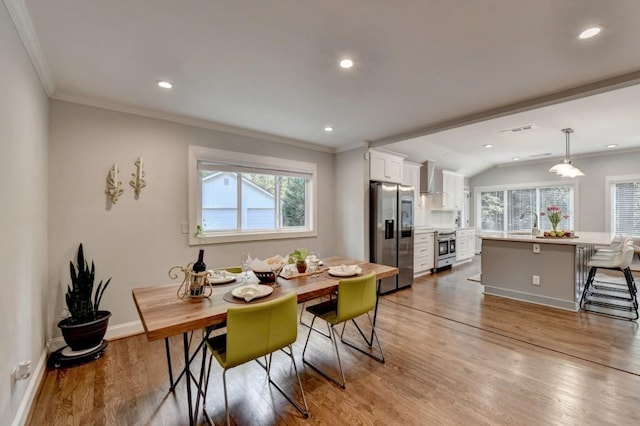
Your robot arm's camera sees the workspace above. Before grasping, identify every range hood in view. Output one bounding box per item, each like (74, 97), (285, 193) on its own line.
(420, 160), (435, 194)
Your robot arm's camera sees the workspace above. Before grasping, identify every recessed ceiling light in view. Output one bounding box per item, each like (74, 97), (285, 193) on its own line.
(157, 81), (173, 89)
(578, 26), (602, 40)
(324, 126), (334, 132)
(512, 157), (521, 161)
(339, 59), (354, 69)
(606, 144), (618, 148)
(483, 144), (493, 148)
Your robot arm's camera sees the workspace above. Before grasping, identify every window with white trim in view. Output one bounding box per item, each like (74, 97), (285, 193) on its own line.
(608, 175), (640, 237)
(476, 183), (575, 233)
(188, 146), (317, 244)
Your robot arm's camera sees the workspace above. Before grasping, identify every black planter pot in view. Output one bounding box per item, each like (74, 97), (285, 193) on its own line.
(58, 310), (111, 351)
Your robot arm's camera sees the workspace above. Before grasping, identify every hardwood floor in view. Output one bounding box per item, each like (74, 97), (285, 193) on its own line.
(29, 258), (640, 425)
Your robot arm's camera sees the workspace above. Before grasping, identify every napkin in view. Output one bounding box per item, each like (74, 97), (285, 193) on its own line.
(234, 284), (261, 302)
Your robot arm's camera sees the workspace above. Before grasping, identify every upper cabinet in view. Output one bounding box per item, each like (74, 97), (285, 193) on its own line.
(402, 161), (421, 206)
(442, 170), (464, 210)
(369, 150), (403, 183)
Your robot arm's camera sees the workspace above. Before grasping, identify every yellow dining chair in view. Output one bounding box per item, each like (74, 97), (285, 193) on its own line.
(301, 272), (384, 389)
(201, 291), (308, 425)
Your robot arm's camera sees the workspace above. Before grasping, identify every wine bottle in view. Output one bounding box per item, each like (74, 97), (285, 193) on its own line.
(191, 249), (206, 296)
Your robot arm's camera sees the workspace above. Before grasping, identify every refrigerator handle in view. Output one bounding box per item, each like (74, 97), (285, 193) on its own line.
(385, 219), (395, 239)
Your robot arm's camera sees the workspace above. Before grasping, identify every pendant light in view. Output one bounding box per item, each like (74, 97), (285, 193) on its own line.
(549, 128), (584, 178)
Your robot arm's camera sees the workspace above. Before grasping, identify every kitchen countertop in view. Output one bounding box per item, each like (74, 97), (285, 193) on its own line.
(481, 231), (614, 246)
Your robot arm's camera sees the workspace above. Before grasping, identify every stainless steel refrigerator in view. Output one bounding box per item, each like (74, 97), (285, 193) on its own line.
(370, 182), (414, 294)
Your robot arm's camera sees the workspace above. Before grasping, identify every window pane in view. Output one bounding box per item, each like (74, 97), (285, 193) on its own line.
(281, 176), (307, 227)
(480, 191), (504, 231)
(508, 189), (536, 232)
(540, 187), (572, 231)
(613, 181), (640, 237)
(201, 171), (238, 231)
(241, 173), (275, 230)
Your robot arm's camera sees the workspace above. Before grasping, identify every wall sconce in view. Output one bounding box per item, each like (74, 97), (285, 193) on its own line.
(105, 164), (124, 204)
(129, 156), (146, 199)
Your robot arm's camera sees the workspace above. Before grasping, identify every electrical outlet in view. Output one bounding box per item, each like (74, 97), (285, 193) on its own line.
(533, 244), (541, 254)
(532, 275), (540, 285)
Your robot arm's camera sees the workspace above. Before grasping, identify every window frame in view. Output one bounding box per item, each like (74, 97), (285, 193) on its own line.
(605, 174), (640, 238)
(188, 145), (318, 245)
(474, 180), (579, 233)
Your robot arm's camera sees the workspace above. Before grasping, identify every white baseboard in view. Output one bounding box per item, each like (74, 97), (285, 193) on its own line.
(483, 285), (578, 311)
(10, 321), (144, 425)
(11, 348), (47, 426)
(47, 319), (144, 352)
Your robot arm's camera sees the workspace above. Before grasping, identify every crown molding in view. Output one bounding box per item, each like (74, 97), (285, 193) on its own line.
(52, 91), (336, 153)
(4, 0), (55, 95)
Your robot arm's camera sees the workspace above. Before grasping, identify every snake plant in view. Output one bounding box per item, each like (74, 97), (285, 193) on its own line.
(65, 244), (111, 324)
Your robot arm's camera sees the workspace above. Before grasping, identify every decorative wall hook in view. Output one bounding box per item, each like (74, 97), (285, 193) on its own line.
(105, 164), (124, 204)
(129, 156), (146, 199)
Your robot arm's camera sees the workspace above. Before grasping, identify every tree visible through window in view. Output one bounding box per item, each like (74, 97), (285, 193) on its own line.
(189, 145), (317, 244)
(198, 167), (310, 232)
(477, 185), (574, 233)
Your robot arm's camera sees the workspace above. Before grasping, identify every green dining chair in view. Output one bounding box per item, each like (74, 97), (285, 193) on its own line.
(201, 291), (308, 425)
(301, 271), (384, 389)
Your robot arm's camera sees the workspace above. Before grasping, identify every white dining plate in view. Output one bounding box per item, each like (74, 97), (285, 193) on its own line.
(208, 275), (236, 285)
(328, 265), (362, 277)
(231, 284), (274, 301)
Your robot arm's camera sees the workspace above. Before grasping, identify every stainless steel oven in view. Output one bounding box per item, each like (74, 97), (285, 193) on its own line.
(435, 229), (456, 269)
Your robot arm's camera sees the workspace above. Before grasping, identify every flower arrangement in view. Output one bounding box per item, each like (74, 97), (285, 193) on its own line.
(540, 205), (569, 232)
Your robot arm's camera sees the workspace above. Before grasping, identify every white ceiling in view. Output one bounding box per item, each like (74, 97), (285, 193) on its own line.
(16, 0), (640, 175)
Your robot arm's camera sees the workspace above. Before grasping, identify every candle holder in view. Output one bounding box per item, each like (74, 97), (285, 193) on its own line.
(129, 156), (146, 199)
(105, 164), (124, 204)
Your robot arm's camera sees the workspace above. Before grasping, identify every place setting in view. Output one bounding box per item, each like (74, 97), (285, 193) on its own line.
(326, 264), (363, 277)
(222, 254), (288, 304)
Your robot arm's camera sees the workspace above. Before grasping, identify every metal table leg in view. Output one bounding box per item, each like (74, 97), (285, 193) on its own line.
(183, 332), (194, 426)
(165, 338), (174, 389)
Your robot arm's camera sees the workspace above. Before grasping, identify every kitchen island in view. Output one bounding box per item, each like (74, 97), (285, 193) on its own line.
(481, 232), (614, 311)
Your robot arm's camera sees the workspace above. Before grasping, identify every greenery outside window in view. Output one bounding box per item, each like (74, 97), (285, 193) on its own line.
(606, 175), (640, 238)
(188, 146), (317, 244)
(476, 182), (575, 233)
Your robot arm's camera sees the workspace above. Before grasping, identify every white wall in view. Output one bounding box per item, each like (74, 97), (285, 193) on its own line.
(470, 151), (640, 231)
(335, 147), (369, 260)
(0, 2), (49, 424)
(47, 100), (337, 335)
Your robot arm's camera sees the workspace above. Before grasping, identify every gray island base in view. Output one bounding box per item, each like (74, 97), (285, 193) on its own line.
(481, 232), (614, 311)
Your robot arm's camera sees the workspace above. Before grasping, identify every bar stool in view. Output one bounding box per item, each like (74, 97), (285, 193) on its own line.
(579, 241), (638, 320)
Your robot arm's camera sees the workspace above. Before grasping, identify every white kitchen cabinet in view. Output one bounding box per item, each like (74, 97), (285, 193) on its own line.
(414, 230), (435, 276)
(402, 162), (421, 206)
(456, 228), (476, 262)
(370, 150), (403, 183)
(442, 170), (464, 210)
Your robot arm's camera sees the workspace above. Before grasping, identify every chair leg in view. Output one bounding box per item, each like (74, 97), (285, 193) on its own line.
(222, 369), (230, 426)
(302, 318), (346, 389)
(255, 346), (309, 417)
(340, 313), (385, 363)
(580, 266), (597, 310)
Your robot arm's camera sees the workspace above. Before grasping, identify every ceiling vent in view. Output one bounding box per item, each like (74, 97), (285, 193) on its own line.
(528, 152), (552, 158)
(499, 124), (537, 134)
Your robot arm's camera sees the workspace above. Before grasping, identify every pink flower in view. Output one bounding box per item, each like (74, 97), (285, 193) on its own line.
(563, 215), (569, 219)
(540, 212), (546, 216)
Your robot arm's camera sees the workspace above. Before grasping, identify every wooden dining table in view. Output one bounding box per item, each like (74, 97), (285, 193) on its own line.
(132, 256), (398, 425)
